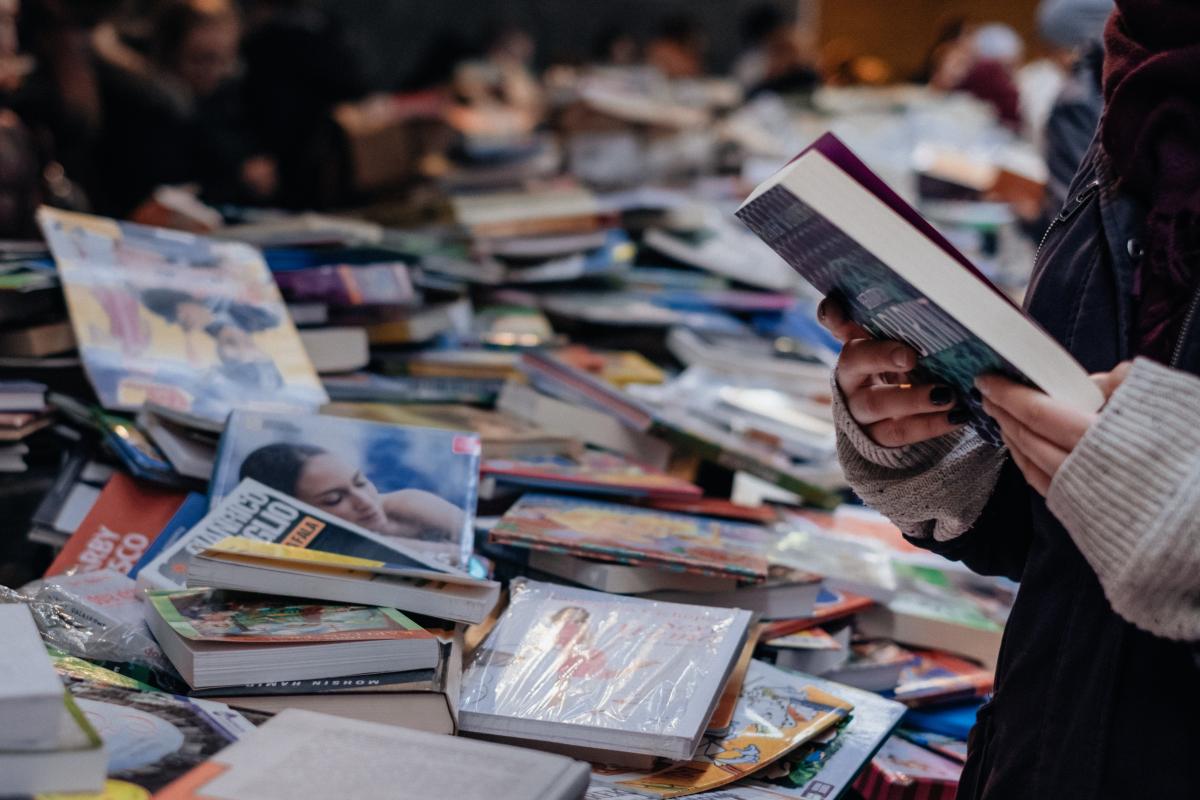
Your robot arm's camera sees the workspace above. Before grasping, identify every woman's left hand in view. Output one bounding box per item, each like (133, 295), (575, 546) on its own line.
(975, 362), (1133, 496)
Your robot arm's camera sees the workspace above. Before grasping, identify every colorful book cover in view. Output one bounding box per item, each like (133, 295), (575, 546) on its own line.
(554, 346), (665, 388)
(323, 401), (578, 460)
(459, 578), (752, 759)
(63, 679), (261, 794)
(638, 497), (779, 524)
(129, 492), (209, 579)
(896, 730), (969, 764)
(766, 627), (845, 651)
(761, 588), (878, 640)
(482, 450), (703, 500)
(273, 262), (414, 306)
(45, 473), (187, 576)
(139, 478), (468, 590)
(146, 588), (432, 644)
(38, 207), (327, 419)
(888, 650), (993, 706)
(210, 410), (481, 565)
(490, 493), (771, 582)
(851, 735), (962, 800)
(609, 660), (852, 798)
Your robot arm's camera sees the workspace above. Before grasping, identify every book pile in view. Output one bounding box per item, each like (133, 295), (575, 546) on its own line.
(0, 117), (1069, 799)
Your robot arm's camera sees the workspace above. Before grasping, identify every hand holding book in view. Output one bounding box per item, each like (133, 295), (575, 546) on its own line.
(975, 362), (1131, 496)
(819, 295), (966, 448)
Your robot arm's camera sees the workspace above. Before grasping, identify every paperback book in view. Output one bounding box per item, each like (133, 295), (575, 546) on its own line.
(490, 493), (772, 582)
(210, 409), (481, 565)
(459, 578), (753, 762)
(482, 450), (703, 501)
(38, 207), (327, 420)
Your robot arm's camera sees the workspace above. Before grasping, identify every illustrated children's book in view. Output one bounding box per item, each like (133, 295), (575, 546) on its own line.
(850, 734), (962, 800)
(38, 207), (327, 420)
(209, 409), (482, 565)
(609, 660), (852, 798)
(482, 449), (703, 501)
(490, 493), (771, 582)
(459, 578), (753, 762)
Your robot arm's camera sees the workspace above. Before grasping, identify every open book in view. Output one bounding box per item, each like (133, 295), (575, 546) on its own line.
(736, 133), (1103, 445)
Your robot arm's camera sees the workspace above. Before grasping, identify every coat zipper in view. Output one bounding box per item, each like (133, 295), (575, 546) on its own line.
(1034, 180), (1102, 266)
(1170, 285), (1200, 367)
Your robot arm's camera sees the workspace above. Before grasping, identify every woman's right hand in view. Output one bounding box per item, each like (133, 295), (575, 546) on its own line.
(818, 296), (967, 447)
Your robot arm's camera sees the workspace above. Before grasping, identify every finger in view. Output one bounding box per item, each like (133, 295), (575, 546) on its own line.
(837, 338), (920, 392)
(867, 410), (965, 448)
(1003, 432), (1051, 497)
(975, 375), (1093, 451)
(847, 383), (957, 425)
(1091, 361), (1133, 400)
(986, 400), (1071, 478)
(817, 297), (871, 343)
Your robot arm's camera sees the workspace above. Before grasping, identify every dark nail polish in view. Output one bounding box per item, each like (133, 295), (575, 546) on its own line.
(969, 388), (983, 403)
(817, 299), (828, 321)
(948, 407), (971, 425)
(930, 386), (954, 406)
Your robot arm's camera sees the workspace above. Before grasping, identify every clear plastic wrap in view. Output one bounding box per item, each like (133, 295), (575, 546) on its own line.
(2, 569), (173, 680)
(459, 578), (753, 761)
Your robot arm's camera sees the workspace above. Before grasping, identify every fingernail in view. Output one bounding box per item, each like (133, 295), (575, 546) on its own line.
(948, 407), (971, 425)
(929, 386), (954, 406)
(891, 347), (915, 369)
(974, 376), (990, 395)
(817, 298), (828, 321)
(969, 388), (983, 403)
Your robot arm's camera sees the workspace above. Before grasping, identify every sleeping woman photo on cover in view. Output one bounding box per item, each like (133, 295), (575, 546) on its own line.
(238, 442), (466, 544)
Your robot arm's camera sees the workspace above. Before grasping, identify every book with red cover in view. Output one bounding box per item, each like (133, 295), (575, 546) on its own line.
(482, 450), (703, 501)
(760, 587), (876, 640)
(888, 649), (994, 706)
(45, 473), (187, 577)
(852, 734), (961, 800)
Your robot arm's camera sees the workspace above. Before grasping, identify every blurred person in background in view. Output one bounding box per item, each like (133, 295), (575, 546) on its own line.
(735, 4), (821, 99)
(0, 0), (46, 236)
(241, 0), (369, 210)
(592, 25), (639, 68)
(733, 3), (785, 88)
(645, 14), (705, 79)
(939, 23), (1025, 129)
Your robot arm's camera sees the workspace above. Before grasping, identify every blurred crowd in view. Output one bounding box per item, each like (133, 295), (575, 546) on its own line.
(0, 0), (1113, 238)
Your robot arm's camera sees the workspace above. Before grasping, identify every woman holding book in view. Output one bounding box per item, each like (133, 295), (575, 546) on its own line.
(821, 1), (1200, 796)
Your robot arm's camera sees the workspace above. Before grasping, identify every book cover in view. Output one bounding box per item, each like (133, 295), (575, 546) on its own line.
(851, 735), (961, 800)
(888, 650), (993, 706)
(896, 730), (968, 764)
(139, 478), (468, 590)
(735, 133), (1101, 446)
(38, 207), (327, 420)
(460, 578), (752, 759)
(482, 450), (703, 500)
(608, 660), (852, 798)
(146, 588), (432, 644)
(323, 401), (579, 460)
(45, 473), (187, 577)
(323, 372), (505, 405)
(273, 262), (414, 306)
(490, 494), (771, 581)
(129, 492), (209, 579)
(210, 410), (481, 565)
(761, 588), (877, 640)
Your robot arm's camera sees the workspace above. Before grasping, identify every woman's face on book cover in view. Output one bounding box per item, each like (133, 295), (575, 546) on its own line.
(295, 453), (388, 531)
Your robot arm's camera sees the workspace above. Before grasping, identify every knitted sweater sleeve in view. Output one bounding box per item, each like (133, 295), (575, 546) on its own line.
(1048, 357), (1200, 641)
(832, 379), (1009, 542)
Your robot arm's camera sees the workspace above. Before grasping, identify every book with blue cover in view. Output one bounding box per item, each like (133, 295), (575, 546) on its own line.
(209, 409), (481, 565)
(735, 132), (1102, 446)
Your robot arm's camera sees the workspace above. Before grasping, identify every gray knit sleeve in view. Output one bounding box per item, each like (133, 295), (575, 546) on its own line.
(1048, 358), (1200, 641)
(832, 378), (1008, 542)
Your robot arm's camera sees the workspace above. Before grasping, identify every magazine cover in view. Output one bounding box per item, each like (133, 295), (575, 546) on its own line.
(482, 450), (703, 501)
(146, 588), (432, 644)
(38, 207), (327, 419)
(607, 660), (852, 797)
(490, 494), (771, 581)
(459, 579), (752, 758)
(210, 410), (481, 564)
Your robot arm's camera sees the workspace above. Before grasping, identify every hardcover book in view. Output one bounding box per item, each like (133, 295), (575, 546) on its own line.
(38, 207), (327, 420)
(459, 578), (753, 761)
(210, 410), (482, 565)
(272, 262), (414, 306)
(490, 493), (771, 582)
(735, 133), (1103, 445)
(851, 734), (962, 800)
(45, 472), (187, 577)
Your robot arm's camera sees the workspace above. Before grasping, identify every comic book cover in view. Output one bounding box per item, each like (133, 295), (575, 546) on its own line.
(850, 735), (962, 800)
(210, 410), (482, 565)
(888, 650), (993, 706)
(482, 450), (703, 501)
(146, 588), (432, 644)
(39, 207), (327, 420)
(609, 660), (852, 798)
(490, 494), (771, 581)
(459, 579), (752, 760)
